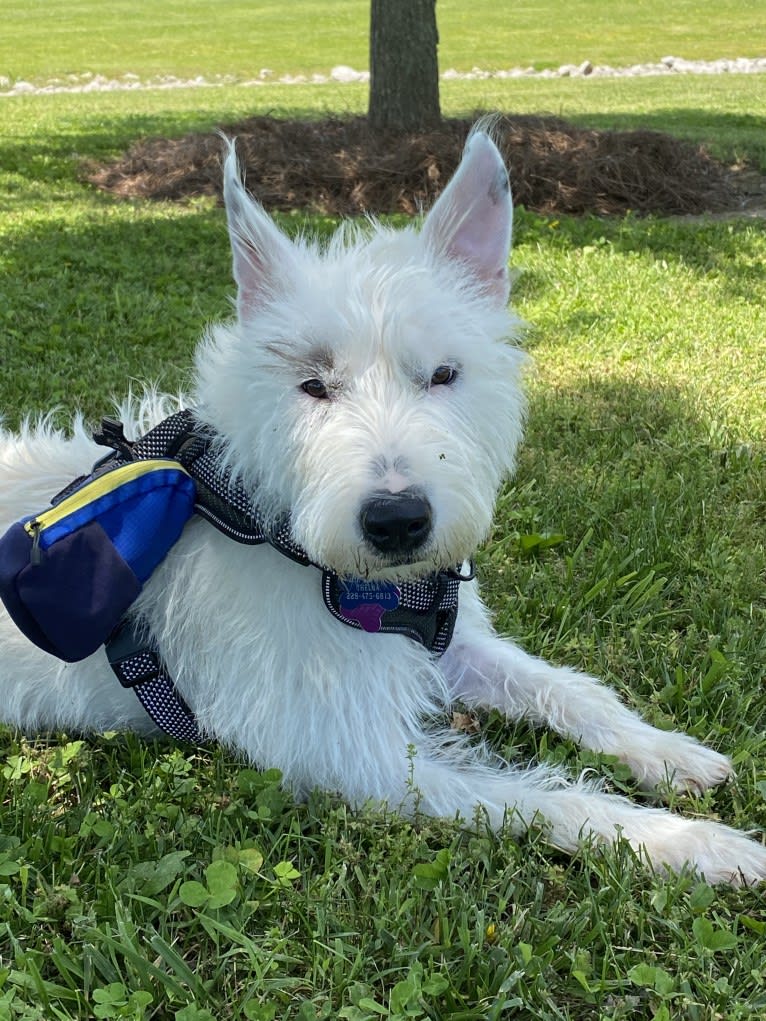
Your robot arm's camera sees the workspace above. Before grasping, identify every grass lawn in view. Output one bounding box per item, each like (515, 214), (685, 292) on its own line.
(1, 26), (766, 1021)
(1, 0), (764, 85)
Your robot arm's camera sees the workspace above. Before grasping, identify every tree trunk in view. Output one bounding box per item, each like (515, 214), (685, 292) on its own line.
(368, 0), (441, 133)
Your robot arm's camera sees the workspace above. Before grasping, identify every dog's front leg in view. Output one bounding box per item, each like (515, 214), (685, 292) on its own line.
(441, 583), (733, 793)
(404, 745), (766, 886)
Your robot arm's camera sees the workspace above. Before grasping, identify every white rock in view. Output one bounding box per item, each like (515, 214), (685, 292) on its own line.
(330, 65), (363, 83)
(4, 56), (766, 96)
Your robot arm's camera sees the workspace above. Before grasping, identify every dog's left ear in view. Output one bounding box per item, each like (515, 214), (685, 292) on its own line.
(222, 140), (298, 321)
(421, 130), (513, 306)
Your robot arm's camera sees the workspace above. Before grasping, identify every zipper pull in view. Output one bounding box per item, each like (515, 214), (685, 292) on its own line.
(29, 520), (42, 565)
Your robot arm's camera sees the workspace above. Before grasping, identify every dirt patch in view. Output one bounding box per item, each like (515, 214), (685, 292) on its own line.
(85, 114), (761, 218)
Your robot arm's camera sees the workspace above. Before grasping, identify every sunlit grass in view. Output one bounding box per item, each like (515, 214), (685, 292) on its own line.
(2, 0), (763, 84)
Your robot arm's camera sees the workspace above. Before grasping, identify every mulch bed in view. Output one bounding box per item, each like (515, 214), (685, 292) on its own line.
(85, 113), (749, 217)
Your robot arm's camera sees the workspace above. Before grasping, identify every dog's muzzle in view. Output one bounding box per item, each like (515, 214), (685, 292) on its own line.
(359, 490), (432, 556)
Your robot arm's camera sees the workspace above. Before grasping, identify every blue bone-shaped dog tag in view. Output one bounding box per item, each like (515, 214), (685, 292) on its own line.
(339, 580), (401, 633)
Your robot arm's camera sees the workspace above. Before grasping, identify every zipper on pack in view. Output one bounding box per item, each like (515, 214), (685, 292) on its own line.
(23, 458), (191, 553)
(28, 520), (42, 565)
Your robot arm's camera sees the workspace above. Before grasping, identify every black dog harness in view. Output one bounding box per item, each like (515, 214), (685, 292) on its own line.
(95, 410), (473, 743)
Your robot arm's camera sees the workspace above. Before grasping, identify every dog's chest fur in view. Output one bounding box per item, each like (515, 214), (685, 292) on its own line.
(139, 524), (448, 794)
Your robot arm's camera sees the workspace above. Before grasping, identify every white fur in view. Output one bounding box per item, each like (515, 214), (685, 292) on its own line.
(1, 132), (764, 886)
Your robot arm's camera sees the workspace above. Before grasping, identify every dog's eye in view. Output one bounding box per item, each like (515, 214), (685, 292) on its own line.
(301, 378), (329, 400)
(430, 365), (458, 387)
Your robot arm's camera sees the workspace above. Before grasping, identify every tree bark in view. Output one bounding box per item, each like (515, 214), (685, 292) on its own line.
(368, 0), (441, 133)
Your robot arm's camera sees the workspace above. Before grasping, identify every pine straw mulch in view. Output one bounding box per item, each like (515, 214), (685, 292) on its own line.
(85, 113), (756, 218)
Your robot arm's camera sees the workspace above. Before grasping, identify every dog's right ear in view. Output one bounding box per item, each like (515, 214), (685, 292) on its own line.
(222, 140), (298, 321)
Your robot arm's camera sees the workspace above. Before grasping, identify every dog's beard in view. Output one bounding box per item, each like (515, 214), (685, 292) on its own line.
(306, 531), (478, 582)
(344, 547), (447, 582)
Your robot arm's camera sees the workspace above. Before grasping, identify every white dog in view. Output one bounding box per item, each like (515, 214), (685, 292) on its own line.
(1, 130), (764, 885)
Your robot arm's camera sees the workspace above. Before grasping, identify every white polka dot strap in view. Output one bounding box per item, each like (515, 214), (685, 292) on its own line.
(106, 618), (202, 744)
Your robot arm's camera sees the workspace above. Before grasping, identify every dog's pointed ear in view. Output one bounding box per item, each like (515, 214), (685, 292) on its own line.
(421, 130), (513, 306)
(222, 139), (297, 321)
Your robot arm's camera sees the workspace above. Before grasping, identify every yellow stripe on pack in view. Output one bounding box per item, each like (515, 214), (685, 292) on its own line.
(24, 459), (192, 537)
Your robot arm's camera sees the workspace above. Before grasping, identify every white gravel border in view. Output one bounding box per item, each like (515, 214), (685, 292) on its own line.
(2, 56), (766, 97)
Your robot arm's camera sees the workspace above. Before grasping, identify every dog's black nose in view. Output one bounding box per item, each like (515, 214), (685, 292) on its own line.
(360, 491), (432, 555)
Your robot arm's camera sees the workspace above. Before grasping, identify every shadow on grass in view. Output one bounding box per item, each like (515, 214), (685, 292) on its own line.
(512, 203), (766, 306)
(0, 207), (231, 423)
(484, 375), (766, 715)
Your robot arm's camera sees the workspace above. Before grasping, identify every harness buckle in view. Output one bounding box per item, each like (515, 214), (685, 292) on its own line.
(93, 417), (136, 462)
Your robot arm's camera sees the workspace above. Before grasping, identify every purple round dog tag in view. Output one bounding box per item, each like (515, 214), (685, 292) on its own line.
(339, 580), (401, 633)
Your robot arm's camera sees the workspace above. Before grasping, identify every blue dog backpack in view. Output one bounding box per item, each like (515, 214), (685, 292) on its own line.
(0, 451), (196, 662)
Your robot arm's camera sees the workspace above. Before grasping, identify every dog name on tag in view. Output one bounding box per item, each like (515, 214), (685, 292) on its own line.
(339, 580), (401, 633)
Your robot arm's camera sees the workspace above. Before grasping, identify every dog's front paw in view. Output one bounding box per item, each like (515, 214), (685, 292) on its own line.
(620, 728), (733, 794)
